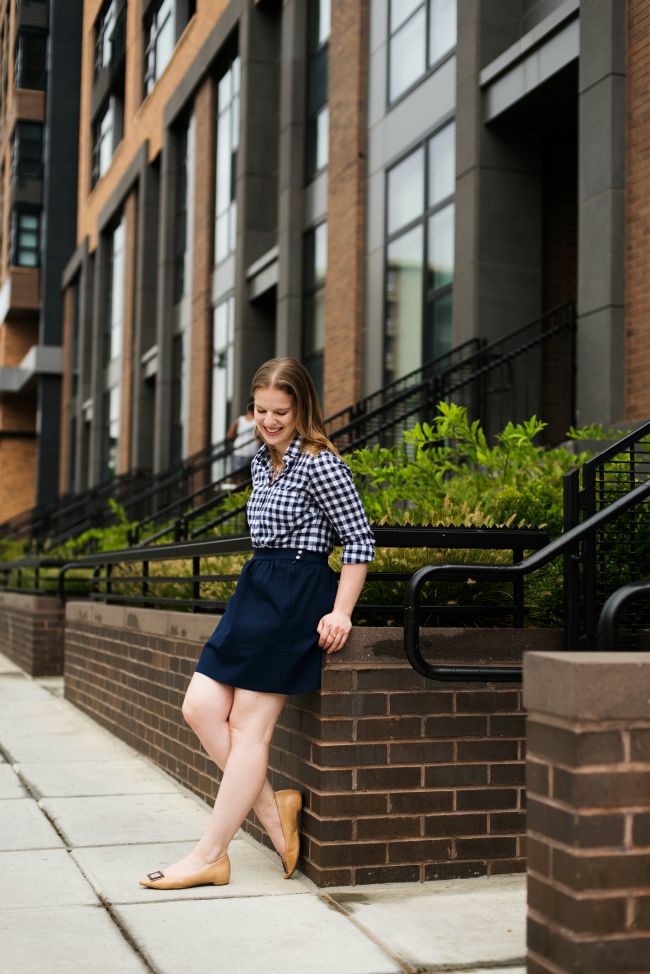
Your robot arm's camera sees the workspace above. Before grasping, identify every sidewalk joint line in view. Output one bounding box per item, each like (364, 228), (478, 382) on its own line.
(319, 892), (419, 974)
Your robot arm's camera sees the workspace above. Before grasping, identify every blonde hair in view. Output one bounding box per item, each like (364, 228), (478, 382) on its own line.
(250, 357), (338, 457)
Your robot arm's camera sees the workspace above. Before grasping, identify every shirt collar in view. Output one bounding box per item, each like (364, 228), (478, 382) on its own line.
(258, 432), (302, 474)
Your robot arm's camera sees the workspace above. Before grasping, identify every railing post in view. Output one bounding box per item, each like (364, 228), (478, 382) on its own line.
(563, 467), (581, 650)
(581, 463), (597, 649)
(512, 545), (524, 627)
(142, 559), (149, 604)
(192, 556), (200, 611)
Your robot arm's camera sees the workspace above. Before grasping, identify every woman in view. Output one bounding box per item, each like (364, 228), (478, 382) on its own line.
(140, 357), (375, 890)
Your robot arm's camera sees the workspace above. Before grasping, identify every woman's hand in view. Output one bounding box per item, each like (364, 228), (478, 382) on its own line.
(317, 608), (352, 653)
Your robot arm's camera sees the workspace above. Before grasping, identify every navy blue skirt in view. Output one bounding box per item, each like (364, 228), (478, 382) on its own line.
(194, 548), (338, 694)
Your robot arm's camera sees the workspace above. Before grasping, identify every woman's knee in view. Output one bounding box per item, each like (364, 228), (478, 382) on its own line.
(181, 674), (232, 729)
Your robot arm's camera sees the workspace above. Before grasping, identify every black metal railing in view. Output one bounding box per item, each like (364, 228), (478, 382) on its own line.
(328, 303), (575, 453)
(134, 302), (576, 546)
(48, 526), (549, 623)
(0, 302), (575, 552)
(403, 478), (650, 682)
(564, 420), (650, 649)
(0, 557), (68, 596)
(597, 581), (650, 651)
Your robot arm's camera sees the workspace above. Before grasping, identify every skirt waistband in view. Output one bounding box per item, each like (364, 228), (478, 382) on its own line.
(252, 547), (330, 564)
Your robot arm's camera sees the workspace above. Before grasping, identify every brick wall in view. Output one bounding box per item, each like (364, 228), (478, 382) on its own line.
(64, 602), (562, 887)
(626, 1), (650, 421)
(524, 651), (650, 973)
(0, 592), (65, 676)
(322, 0), (368, 417)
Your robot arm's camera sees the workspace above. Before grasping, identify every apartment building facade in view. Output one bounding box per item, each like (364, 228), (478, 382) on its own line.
(0, 0), (637, 508)
(0, 0), (82, 520)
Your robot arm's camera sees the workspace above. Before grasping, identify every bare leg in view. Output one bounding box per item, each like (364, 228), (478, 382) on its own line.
(181, 673), (286, 857)
(161, 679), (287, 879)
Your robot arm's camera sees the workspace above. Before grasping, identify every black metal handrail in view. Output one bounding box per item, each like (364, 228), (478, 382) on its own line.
(597, 581), (650, 652)
(49, 526), (550, 621)
(0, 557), (68, 596)
(403, 478), (650, 682)
(564, 419), (650, 648)
(0, 304), (572, 551)
(135, 302), (575, 545)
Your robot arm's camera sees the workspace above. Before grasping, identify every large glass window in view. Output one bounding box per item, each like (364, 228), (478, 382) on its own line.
(103, 216), (125, 368)
(303, 222), (327, 399)
(144, 0), (174, 97)
(211, 296), (235, 445)
(306, 0), (330, 181)
(388, 0), (456, 103)
(101, 216), (125, 480)
(384, 121), (455, 383)
(95, 0), (125, 75)
(214, 56), (240, 264)
(11, 209), (40, 267)
(13, 122), (43, 179)
(92, 98), (117, 186)
(102, 385), (120, 482)
(14, 31), (47, 90)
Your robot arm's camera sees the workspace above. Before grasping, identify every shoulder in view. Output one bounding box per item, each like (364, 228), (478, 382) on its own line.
(309, 448), (353, 484)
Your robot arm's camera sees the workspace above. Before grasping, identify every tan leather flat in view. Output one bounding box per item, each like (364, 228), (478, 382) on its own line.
(275, 789), (302, 879)
(138, 852), (230, 890)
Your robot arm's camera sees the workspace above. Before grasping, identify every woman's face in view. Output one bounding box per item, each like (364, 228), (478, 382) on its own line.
(253, 386), (298, 455)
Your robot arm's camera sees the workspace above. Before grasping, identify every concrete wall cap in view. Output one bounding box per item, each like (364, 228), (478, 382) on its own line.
(524, 651), (650, 720)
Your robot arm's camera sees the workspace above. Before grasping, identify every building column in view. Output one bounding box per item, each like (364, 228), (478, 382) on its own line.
(576, 0), (626, 425)
(275, 0), (307, 364)
(322, 0), (368, 416)
(58, 286), (75, 495)
(624, 1), (649, 422)
(188, 76), (215, 456)
(153, 132), (175, 474)
(454, 3), (542, 348)
(233, 0), (281, 410)
(88, 238), (107, 486)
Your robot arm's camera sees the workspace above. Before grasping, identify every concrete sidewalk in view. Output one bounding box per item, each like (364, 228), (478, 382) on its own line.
(0, 652), (526, 974)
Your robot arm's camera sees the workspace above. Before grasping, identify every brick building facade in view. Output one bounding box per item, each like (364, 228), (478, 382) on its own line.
(0, 0), (82, 521)
(0, 0), (647, 529)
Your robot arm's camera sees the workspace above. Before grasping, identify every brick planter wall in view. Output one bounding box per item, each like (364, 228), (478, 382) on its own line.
(64, 602), (561, 886)
(524, 651), (650, 974)
(0, 592), (65, 676)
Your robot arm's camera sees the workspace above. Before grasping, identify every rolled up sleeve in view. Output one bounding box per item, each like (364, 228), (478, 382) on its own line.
(309, 451), (375, 564)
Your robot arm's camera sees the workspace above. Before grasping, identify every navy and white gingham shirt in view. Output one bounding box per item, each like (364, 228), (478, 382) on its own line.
(248, 435), (375, 564)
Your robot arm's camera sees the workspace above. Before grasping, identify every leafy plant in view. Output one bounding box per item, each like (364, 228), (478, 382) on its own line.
(348, 402), (591, 536)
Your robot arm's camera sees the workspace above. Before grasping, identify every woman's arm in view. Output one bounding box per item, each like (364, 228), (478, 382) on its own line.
(317, 562), (368, 654)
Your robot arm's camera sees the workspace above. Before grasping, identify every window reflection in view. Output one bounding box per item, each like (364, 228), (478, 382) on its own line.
(429, 122), (455, 205)
(384, 122), (455, 383)
(212, 295), (235, 448)
(144, 0), (174, 97)
(429, 0), (457, 65)
(303, 222), (328, 398)
(388, 0), (456, 104)
(385, 226), (423, 382)
(215, 56), (240, 264)
(389, 6), (426, 104)
(428, 203), (454, 290)
(387, 147), (424, 235)
(306, 0), (330, 181)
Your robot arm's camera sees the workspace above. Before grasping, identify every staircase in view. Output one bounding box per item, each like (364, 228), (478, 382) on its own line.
(0, 302), (576, 551)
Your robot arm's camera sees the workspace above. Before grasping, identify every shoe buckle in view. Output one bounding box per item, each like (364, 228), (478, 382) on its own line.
(147, 870), (164, 881)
